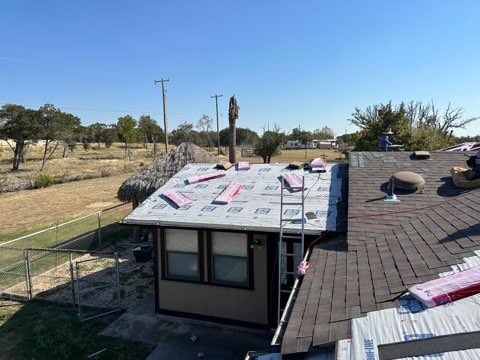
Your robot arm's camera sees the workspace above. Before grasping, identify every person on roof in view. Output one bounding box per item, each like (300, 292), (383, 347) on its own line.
(466, 149), (480, 179)
(378, 129), (393, 151)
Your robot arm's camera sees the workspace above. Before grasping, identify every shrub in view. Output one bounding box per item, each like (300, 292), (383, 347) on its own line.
(35, 173), (53, 188)
(100, 166), (112, 177)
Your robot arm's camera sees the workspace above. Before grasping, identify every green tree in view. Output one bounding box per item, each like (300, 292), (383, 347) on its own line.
(117, 115), (137, 160)
(59, 113), (81, 158)
(88, 123), (118, 148)
(297, 130), (314, 157)
(0, 104), (40, 171)
(349, 102), (411, 151)
(38, 104), (64, 171)
(196, 115), (214, 149)
(254, 125), (286, 163)
(350, 101), (479, 151)
(286, 127), (308, 141)
(219, 127), (259, 146)
(88, 123), (107, 148)
(102, 125), (118, 148)
(137, 115), (163, 154)
(313, 126), (335, 140)
(170, 122), (203, 146)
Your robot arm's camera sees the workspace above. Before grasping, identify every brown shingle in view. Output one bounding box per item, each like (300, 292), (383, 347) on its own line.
(281, 151), (480, 354)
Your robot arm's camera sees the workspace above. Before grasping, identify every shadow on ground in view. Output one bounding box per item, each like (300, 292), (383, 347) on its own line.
(101, 294), (272, 360)
(0, 300), (153, 360)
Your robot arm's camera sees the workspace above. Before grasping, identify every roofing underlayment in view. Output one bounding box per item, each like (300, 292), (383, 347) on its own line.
(122, 163), (344, 234)
(338, 250), (480, 360)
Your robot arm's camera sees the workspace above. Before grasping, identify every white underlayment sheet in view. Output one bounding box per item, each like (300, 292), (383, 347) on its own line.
(337, 250), (480, 360)
(123, 163), (343, 234)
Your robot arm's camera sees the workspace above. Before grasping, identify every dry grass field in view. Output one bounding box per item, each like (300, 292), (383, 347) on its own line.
(0, 141), (158, 192)
(0, 173), (130, 235)
(0, 142), (342, 238)
(237, 148), (344, 163)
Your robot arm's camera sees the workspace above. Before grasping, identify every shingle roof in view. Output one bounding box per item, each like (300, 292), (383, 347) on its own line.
(282, 151), (480, 354)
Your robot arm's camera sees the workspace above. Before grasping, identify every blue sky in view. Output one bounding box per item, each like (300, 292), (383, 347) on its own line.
(1, 0), (479, 136)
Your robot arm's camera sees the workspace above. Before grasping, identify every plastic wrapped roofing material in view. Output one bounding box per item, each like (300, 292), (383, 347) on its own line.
(310, 157), (327, 172)
(283, 172), (303, 191)
(187, 170), (226, 184)
(162, 189), (193, 208)
(237, 161), (250, 170)
(213, 181), (243, 205)
(409, 265), (480, 307)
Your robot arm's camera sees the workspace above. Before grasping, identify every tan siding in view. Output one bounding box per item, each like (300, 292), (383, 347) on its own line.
(156, 232), (268, 325)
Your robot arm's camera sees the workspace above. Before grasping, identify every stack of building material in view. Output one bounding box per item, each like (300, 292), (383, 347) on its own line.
(310, 158), (327, 172)
(283, 173), (304, 191)
(237, 161), (250, 170)
(213, 181), (243, 204)
(187, 170), (226, 184)
(409, 265), (480, 307)
(162, 189), (193, 208)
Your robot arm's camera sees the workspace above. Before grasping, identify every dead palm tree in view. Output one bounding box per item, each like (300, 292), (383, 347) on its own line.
(228, 95), (239, 163)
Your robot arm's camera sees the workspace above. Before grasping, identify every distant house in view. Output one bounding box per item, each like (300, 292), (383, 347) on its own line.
(121, 162), (346, 327)
(284, 140), (316, 149)
(313, 139), (337, 150)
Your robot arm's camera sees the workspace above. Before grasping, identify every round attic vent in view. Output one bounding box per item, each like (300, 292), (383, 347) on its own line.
(392, 171), (425, 192)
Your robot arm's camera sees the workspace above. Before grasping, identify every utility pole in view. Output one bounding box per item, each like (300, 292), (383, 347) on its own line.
(154, 79), (170, 153)
(210, 94), (223, 155)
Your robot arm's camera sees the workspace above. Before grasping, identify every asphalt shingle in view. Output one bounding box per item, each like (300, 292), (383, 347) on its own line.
(282, 151), (480, 354)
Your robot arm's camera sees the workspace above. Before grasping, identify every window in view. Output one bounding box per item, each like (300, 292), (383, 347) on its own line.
(164, 229), (199, 281)
(211, 232), (249, 287)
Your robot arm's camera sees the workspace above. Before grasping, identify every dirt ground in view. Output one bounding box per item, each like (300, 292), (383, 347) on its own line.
(0, 173), (130, 234)
(4, 243), (155, 310)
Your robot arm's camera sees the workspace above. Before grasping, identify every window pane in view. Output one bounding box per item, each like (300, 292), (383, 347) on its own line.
(165, 229), (198, 252)
(167, 252), (198, 280)
(212, 232), (247, 256)
(213, 256), (247, 285)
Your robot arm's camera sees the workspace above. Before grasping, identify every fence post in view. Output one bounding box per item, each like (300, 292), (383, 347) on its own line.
(55, 220), (59, 244)
(76, 261), (82, 320)
(114, 252), (121, 309)
(23, 249), (32, 300)
(97, 212), (102, 247)
(69, 252), (76, 308)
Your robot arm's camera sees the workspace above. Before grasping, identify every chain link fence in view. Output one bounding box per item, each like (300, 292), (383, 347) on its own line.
(0, 203), (148, 321)
(0, 247), (122, 318)
(0, 247), (29, 300)
(0, 203), (134, 251)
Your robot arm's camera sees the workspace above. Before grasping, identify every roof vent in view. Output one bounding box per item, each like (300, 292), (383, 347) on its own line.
(412, 151), (431, 159)
(392, 171), (425, 192)
(385, 177), (400, 202)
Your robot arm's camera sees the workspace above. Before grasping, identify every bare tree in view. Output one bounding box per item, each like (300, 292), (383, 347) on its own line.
(196, 114), (213, 150)
(405, 101), (479, 135)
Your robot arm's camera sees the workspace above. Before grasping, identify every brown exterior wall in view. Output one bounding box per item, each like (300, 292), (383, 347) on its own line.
(156, 229), (269, 325)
